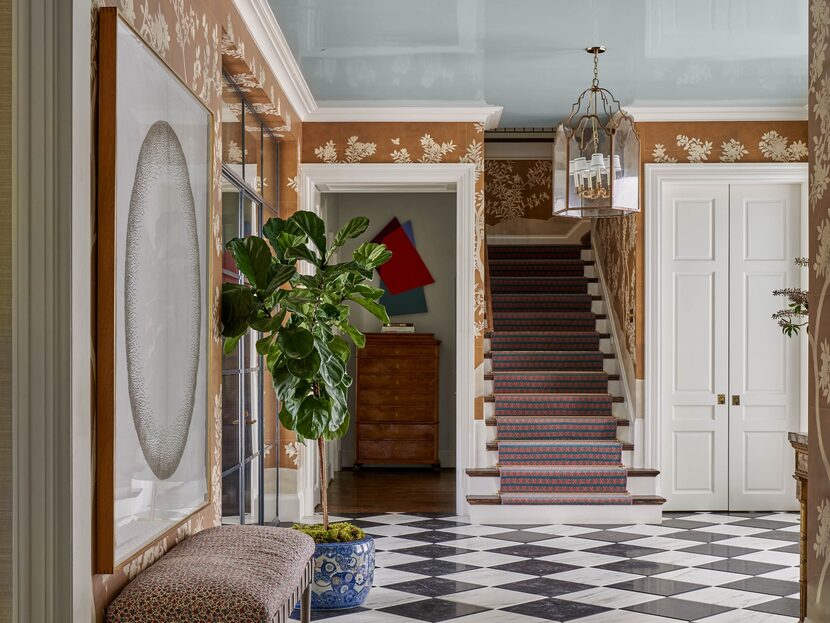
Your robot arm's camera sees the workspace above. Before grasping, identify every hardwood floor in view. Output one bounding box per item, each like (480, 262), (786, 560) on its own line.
(325, 468), (456, 514)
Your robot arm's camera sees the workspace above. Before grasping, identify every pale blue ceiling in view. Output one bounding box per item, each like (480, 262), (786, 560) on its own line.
(268, 0), (808, 127)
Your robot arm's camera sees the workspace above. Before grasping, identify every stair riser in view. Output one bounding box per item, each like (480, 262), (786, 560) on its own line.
(494, 378), (609, 394)
(498, 444), (623, 466)
(492, 283), (589, 295)
(490, 335), (601, 351)
(494, 396), (613, 417)
(493, 318), (596, 331)
(480, 447), (633, 468)
(488, 246), (585, 261)
(468, 504), (661, 524)
(469, 473), (656, 496)
(490, 264), (587, 277)
(496, 418), (617, 440)
(492, 299), (594, 313)
(500, 472), (628, 494)
(491, 353), (605, 372)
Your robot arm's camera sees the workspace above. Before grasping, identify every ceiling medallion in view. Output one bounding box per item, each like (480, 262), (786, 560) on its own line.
(553, 46), (640, 219)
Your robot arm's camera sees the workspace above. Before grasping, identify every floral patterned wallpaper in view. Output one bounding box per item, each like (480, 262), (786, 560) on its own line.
(592, 120), (808, 383)
(91, 0), (301, 617)
(809, 0), (830, 617)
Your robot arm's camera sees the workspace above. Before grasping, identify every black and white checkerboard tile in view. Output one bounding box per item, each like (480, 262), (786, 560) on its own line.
(291, 511), (801, 622)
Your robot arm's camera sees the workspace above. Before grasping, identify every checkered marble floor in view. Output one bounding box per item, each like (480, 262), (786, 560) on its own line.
(290, 510), (801, 622)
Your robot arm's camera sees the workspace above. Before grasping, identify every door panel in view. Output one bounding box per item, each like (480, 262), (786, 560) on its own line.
(661, 183), (730, 510)
(728, 184), (800, 511)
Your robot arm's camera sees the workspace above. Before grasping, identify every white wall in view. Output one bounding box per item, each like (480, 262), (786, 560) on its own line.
(324, 192), (458, 468)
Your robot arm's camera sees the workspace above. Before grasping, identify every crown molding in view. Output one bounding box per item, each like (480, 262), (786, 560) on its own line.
(305, 105), (503, 129)
(623, 105), (807, 122)
(235, 0), (503, 129)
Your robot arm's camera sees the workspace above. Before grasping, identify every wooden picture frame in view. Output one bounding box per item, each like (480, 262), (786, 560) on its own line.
(95, 7), (214, 573)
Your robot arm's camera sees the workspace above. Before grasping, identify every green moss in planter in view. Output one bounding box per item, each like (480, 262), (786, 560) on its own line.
(293, 522), (367, 544)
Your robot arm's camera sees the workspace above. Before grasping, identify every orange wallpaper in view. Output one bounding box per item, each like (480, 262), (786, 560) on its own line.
(91, 0), (301, 617)
(593, 120), (808, 381)
(809, 1), (830, 616)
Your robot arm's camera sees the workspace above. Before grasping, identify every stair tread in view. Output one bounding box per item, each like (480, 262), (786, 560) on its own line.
(485, 394), (624, 403)
(467, 494), (665, 505)
(485, 351), (615, 359)
(467, 466), (659, 477)
(487, 440), (634, 451)
(485, 416), (629, 426)
(486, 371), (618, 378)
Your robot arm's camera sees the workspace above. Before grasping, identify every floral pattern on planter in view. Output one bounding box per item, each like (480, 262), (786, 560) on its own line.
(311, 537), (375, 610)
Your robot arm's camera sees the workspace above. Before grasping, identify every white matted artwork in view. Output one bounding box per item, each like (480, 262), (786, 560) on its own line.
(111, 19), (210, 565)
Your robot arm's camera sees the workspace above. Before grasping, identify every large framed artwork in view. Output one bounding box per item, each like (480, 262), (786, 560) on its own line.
(96, 8), (212, 573)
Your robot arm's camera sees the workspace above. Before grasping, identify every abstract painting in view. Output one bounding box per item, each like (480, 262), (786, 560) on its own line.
(95, 15), (211, 571)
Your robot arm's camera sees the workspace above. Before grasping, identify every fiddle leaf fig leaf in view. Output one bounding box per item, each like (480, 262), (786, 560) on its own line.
(296, 395), (328, 440)
(264, 264), (296, 297)
(331, 217), (369, 252)
(327, 336), (351, 363)
(277, 326), (315, 359)
(226, 236), (272, 289)
(262, 217), (302, 261)
(339, 323), (366, 349)
(287, 349), (322, 380)
(289, 211), (327, 257)
(221, 283), (255, 338)
(348, 294), (390, 324)
(353, 242), (392, 271)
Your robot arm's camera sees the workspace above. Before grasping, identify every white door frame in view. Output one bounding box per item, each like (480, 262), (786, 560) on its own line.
(645, 162), (809, 499)
(294, 163), (477, 518)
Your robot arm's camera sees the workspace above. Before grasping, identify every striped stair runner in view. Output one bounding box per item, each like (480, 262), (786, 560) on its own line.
(488, 243), (633, 506)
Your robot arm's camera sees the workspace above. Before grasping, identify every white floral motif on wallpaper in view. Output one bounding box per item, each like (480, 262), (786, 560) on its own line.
(211, 387), (223, 518)
(138, 0), (171, 56)
(594, 215), (637, 362)
(461, 140), (484, 182)
(677, 135), (713, 163)
(719, 139), (749, 163)
(284, 441), (302, 467)
(287, 175), (299, 193)
(759, 130), (808, 163)
(314, 137), (378, 164)
(388, 135), (456, 163)
(226, 140), (246, 164)
(485, 160), (552, 221)
(124, 538), (168, 580)
(651, 144), (677, 163)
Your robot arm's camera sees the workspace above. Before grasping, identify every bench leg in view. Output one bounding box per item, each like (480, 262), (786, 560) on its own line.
(300, 584), (311, 623)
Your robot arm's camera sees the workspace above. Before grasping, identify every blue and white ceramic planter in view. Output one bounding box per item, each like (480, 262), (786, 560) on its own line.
(310, 536), (375, 610)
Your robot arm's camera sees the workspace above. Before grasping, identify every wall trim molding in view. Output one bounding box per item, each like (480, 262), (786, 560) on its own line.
(644, 162), (809, 502)
(295, 163), (477, 519)
(624, 105), (807, 122)
(235, 0), (503, 128)
(484, 143), (553, 159)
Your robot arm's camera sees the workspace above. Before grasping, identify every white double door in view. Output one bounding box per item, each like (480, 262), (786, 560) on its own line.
(660, 182), (801, 511)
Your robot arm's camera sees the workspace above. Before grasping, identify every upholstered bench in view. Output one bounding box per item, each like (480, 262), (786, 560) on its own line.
(107, 525), (315, 623)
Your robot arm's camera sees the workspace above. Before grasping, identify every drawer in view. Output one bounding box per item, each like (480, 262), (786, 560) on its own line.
(358, 423), (435, 441)
(358, 374), (437, 390)
(358, 357), (437, 376)
(358, 405), (436, 423)
(357, 440), (436, 463)
(359, 345), (437, 358)
(358, 388), (435, 405)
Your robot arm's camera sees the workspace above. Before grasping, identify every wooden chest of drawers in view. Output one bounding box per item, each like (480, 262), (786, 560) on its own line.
(355, 333), (440, 468)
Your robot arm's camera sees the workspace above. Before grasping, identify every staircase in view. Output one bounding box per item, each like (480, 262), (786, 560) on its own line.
(467, 242), (665, 524)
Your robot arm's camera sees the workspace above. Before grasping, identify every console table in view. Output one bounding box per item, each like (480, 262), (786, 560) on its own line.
(789, 431), (808, 623)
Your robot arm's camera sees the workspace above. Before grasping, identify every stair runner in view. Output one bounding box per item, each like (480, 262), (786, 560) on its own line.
(488, 244), (633, 505)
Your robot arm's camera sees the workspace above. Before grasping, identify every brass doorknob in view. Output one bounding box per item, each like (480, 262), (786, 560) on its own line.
(717, 394), (726, 405)
(732, 395), (741, 406)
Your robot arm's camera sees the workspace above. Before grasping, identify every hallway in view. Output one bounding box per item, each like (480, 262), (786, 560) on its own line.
(325, 469), (456, 515)
(290, 511), (800, 622)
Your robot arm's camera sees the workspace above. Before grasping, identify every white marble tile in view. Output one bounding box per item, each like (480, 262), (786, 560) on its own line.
(620, 536), (700, 550)
(359, 513), (426, 525)
(679, 586), (778, 608)
(440, 524), (514, 537)
(441, 567), (536, 587)
(370, 568), (429, 587)
(531, 536), (610, 550)
(448, 611), (549, 623)
(541, 550), (626, 567)
(441, 551), (525, 568)
(362, 524), (426, 537)
(695, 609), (799, 623)
(556, 586), (661, 608)
(758, 566), (801, 582)
(753, 513), (800, 524)
(685, 513), (747, 524)
(735, 550), (801, 567)
(360, 587), (429, 609)
(524, 524), (598, 536)
(375, 551), (429, 568)
(614, 524), (684, 536)
(694, 524), (768, 537)
(317, 610), (420, 623)
(567, 609), (680, 623)
(546, 566), (642, 586)
(637, 550), (722, 567)
(450, 536), (525, 551)
(442, 587), (545, 609)
(777, 523), (801, 533)
(651, 567), (751, 586)
(371, 536), (430, 551)
(710, 536), (793, 551)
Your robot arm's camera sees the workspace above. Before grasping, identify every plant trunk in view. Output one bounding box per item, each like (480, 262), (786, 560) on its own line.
(317, 437), (329, 530)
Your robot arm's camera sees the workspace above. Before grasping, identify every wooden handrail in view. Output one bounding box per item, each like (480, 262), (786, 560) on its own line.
(483, 228), (495, 330)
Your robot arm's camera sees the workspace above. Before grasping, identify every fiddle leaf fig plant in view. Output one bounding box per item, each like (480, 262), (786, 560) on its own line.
(220, 210), (391, 530)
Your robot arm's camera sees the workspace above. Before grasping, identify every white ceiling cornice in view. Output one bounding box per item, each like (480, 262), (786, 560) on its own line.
(623, 105), (807, 122)
(235, 0), (504, 129)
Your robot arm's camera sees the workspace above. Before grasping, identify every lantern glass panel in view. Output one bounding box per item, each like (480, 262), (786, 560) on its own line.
(553, 125), (569, 215)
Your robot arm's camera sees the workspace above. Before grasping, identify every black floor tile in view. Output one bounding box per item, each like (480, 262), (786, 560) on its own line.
(395, 544), (475, 559)
(580, 530), (643, 543)
(404, 519), (468, 530)
(504, 597), (610, 621)
(379, 598), (488, 622)
(389, 559), (480, 577)
(586, 543), (664, 558)
(384, 577), (483, 598)
(680, 543), (758, 558)
(489, 530), (560, 543)
(492, 559), (578, 576)
(489, 544), (567, 558)
(670, 530), (732, 543)
(598, 559), (684, 576)
(696, 559), (787, 576)
(776, 543), (801, 554)
(610, 576), (706, 596)
(625, 597), (731, 621)
(498, 577), (594, 597)
(402, 531), (471, 544)
(752, 530), (801, 543)
(729, 518), (794, 530)
(721, 576), (801, 597)
(660, 519), (716, 530)
(747, 597), (801, 617)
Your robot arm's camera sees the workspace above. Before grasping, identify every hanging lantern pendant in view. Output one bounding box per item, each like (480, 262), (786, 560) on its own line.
(553, 46), (640, 218)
